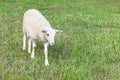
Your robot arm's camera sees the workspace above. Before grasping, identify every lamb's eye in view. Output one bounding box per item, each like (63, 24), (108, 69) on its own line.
(47, 34), (49, 36)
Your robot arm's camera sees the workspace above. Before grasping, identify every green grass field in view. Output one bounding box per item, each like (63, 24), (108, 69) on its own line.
(1, 0), (120, 80)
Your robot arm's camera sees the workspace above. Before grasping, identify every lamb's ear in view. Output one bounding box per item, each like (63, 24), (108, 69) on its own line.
(55, 30), (63, 33)
(42, 30), (47, 33)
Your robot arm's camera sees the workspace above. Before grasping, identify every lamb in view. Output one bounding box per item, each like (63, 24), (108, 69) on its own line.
(22, 9), (62, 66)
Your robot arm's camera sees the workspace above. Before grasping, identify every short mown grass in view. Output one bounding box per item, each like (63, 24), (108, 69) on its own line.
(1, 0), (120, 80)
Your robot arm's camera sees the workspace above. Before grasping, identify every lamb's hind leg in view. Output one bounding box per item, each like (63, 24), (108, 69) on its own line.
(28, 38), (32, 53)
(23, 33), (26, 50)
(31, 40), (36, 58)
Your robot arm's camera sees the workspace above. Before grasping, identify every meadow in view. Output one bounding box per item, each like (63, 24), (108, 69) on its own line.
(0, 0), (120, 80)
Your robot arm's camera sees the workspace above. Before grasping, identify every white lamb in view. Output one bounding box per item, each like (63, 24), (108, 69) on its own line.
(22, 9), (62, 66)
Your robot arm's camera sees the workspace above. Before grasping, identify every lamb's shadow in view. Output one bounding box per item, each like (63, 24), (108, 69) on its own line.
(49, 42), (72, 63)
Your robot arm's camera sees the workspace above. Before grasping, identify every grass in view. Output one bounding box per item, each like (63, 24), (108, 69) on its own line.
(0, 0), (120, 80)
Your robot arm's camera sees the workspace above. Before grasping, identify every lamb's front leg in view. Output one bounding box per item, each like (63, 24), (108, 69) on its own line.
(31, 40), (36, 58)
(44, 42), (49, 66)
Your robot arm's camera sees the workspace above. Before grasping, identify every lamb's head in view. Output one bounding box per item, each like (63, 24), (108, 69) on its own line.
(42, 29), (62, 45)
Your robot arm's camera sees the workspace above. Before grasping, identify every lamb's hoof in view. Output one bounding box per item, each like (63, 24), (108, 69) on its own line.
(45, 61), (49, 66)
(23, 48), (26, 51)
(28, 51), (31, 54)
(45, 63), (49, 66)
(31, 55), (34, 59)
